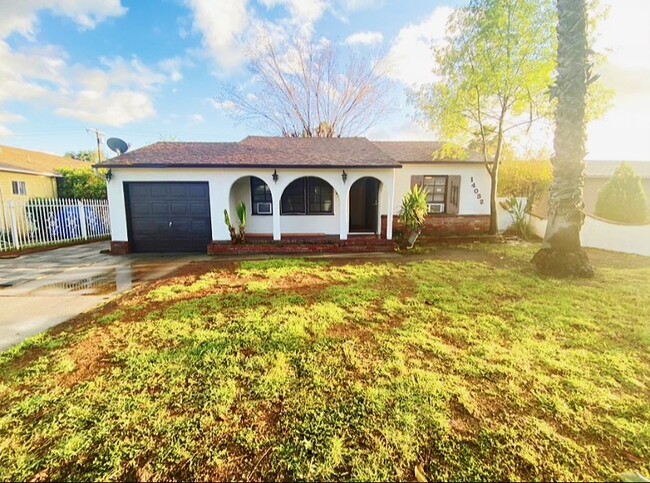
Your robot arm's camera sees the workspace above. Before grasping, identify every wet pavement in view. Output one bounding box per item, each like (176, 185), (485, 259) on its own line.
(0, 241), (205, 351)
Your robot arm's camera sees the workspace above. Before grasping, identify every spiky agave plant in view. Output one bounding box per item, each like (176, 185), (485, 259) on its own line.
(399, 184), (429, 249)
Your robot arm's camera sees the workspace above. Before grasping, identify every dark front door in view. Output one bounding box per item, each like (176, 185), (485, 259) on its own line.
(349, 177), (380, 233)
(126, 182), (211, 253)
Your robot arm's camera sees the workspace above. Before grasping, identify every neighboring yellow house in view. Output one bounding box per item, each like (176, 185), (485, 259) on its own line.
(0, 144), (87, 204)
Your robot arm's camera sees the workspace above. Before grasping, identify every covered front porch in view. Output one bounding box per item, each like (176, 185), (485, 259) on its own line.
(214, 168), (396, 243)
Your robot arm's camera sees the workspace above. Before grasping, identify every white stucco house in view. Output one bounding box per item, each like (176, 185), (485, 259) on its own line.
(99, 136), (491, 254)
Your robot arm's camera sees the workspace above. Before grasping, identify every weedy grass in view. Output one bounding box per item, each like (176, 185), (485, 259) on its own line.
(1, 242), (649, 481)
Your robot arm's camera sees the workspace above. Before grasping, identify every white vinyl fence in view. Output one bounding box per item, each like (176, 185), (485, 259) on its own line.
(530, 214), (650, 257)
(0, 198), (110, 252)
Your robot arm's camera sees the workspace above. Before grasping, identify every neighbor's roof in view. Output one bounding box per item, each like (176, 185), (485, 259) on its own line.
(100, 137), (401, 169)
(372, 141), (484, 163)
(0, 145), (87, 176)
(585, 160), (650, 178)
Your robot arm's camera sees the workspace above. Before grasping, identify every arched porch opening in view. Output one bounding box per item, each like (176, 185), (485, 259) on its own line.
(280, 176), (336, 216)
(228, 175), (273, 235)
(349, 176), (382, 234)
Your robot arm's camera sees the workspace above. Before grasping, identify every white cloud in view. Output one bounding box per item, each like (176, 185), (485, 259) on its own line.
(184, 0), (251, 72)
(0, 0), (127, 39)
(344, 31), (383, 46)
(185, 0), (332, 73)
(340, 0), (383, 11)
(190, 113), (205, 124)
(55, 90), (155, 126)
(0, 1), (174, 132)
(385, 7), (453, 86)
(0, 112), (25, 137)
(51, 56), (171, 126)
(209, 99), (238, 112)
(260, 0), (327, 25)
(158, 57), (185, 82)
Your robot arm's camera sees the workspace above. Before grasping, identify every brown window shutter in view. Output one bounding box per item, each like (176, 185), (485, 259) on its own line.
(446, 175), (461, 215)
(410, 175), (424, 188)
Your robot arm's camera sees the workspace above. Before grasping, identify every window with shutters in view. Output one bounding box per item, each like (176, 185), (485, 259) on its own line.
(423, 176), (447, 213)
(411, 174), (461, 215)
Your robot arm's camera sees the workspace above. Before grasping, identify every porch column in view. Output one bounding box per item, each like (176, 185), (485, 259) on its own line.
(272, 196), (281, 241)
(211, 179), (230, 241)
(386, 171), (395, 240)
(339, 190), (349, 240)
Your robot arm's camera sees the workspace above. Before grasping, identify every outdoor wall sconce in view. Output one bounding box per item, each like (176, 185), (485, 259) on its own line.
(104, 169), (113, 182)
(341, 170), (348, 184)
(272, 169), (278, 183)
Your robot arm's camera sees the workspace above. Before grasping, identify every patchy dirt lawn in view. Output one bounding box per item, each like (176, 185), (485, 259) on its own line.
(1, 242), (649, 481)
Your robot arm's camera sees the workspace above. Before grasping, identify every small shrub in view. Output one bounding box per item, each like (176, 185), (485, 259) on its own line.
(56, 167), (107, 200)
(595, 163), (649, 224)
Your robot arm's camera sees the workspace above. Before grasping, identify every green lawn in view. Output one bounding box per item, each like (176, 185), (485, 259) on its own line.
(1, 242), (649, 481)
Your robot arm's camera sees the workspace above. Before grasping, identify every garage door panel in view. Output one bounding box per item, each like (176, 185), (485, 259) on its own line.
(171, 202), (189, 215)
(191, 220), (209, 233)
(131, 202), (151, 216)
(129, 184), (150, 199)
(126, 182), (212, 253)
(188, 184), (208, 198)
(190, 202), (209, 216)
(151, 202), (169, 215)
(169, 184), (189, 198)
(137, 220), (154, 234)
(150, 185), (170, 198)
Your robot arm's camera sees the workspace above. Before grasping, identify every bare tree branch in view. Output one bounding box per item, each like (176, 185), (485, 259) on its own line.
(216, 29), (395, 137)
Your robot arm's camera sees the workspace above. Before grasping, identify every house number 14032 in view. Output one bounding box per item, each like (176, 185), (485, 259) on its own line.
(470, 177), (484, 204)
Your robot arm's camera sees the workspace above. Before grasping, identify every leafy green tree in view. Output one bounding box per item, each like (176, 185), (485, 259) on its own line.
(411, 0), (556, 235)
(595, 164), (649, 224)
(533, 0), (594, 277)
(64, 150), (99, 163)
(56, 167), (107, 200)
(498, 160), (553, 211)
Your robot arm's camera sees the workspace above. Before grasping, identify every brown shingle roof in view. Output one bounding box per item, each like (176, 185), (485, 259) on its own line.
(0, 145), (87, 176)
(100, 137), (401, 169)
(372, 141), (483, 163)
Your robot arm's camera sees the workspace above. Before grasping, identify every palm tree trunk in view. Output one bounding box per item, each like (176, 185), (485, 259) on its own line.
(532, 0), (594, 277)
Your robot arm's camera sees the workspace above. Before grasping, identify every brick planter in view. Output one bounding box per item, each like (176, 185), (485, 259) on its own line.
(208, 236), (396, 256)
(382, 214), (490, 239)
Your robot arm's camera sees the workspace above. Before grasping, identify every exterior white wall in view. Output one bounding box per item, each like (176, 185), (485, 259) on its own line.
(106, 167), (395, 243)
(394, 163), (491, 216)
(530, 214), (650, 258)
(106, 168), (218, 242)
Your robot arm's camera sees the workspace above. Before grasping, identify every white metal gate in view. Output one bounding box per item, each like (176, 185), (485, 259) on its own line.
(0, 198), (110, 252)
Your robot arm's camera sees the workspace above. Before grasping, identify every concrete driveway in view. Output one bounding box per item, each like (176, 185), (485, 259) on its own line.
(0, 241), (205, 352)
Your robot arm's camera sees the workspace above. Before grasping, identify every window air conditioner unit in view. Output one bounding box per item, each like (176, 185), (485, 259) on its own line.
(428, 203), (445, 214)
(257, 202), (272, 214)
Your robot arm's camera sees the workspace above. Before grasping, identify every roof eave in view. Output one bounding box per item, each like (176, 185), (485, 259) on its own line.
(100, 163), (403, 169)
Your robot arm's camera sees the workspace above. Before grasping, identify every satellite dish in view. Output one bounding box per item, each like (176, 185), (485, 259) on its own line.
(107, 137), (129, 155)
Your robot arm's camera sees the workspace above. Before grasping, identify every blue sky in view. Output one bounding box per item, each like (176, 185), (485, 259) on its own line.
(1, 0), (648, 160)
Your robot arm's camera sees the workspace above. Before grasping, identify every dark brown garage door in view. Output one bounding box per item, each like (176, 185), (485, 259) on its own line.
(126, 182), (212, 253)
